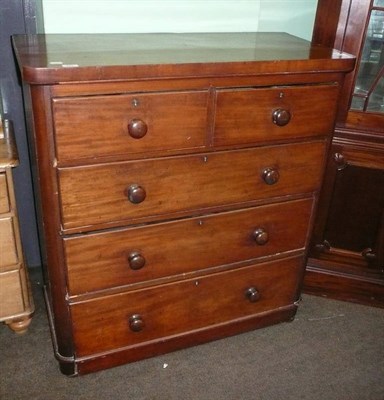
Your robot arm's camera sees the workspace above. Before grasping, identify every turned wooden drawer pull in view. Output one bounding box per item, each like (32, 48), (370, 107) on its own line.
(128, 251), (146, 270)
(362, 248), (376, 261)
(245, 287), (260, 303)
(127, 184), (146, 204)
(253, 228), (269, 245)
(262, 167), (280, 185)
(272, 108), (291, 126)
(129, 314), (144, 332)
(128, 118), (148, 139)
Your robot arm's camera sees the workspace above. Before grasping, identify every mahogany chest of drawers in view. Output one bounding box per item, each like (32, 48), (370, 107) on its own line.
(13, 32), (354, 375)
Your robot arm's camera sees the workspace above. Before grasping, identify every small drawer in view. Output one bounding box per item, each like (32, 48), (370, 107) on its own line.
(58, 140), (326, 231)
(0, 173), (10, 214)
(0, 270), (24, 318)
(64, 198), (313, 295)
(0, 217), (18, 270)
(53, 90), (209, 163)
(70, 255), (302, 357)
(214, 84), (339, 146)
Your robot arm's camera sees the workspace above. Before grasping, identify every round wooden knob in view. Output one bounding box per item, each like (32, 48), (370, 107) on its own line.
(128, 119), (148, 139)
(127, 184), (146, 204)
(262, 168), (280, 185)
(253, 228), (269, 245)
(245, 287), (260, 303)
(272, 109), (291, 126)
(128, 252), (146, 270)
(129, 314), (144, 332)
(362, 248), (376, 261)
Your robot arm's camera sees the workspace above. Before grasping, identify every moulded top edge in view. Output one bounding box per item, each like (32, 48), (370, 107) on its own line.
(12, 33), (356, 85)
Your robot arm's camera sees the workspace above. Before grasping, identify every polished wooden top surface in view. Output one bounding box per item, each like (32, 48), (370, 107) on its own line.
(12, 33), (355, 84)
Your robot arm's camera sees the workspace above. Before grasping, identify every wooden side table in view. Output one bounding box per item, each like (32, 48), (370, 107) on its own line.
(0, 119), (34, 333)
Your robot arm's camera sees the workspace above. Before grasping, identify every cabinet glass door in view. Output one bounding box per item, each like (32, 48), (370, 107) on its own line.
(351, 0), (384, 112)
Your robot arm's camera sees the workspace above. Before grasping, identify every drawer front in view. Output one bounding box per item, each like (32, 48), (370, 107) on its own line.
(214, 84), (339, 146)
(58, 140), (326, 230)
(0, 217), (18, 269)
(0, 270), (24, 318)
(0, 173), (10, 214)
(71, 256), (302, 356)
(53, 91), (208, 163)
(64, 198), (313, 295)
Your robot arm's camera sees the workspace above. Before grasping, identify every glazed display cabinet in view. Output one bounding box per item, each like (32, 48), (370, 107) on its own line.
(305, 0), (384, 307)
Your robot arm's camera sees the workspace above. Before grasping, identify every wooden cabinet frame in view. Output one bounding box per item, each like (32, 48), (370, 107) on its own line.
(305, 0), (384, 307)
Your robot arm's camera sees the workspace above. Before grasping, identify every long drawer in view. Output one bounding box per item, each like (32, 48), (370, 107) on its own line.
(53, 91), (209, 163)
(64, 198), (313, 295)
(58, 140), (326, 230)
(214, 84), (338, 146)
(70, 255), (302, 357)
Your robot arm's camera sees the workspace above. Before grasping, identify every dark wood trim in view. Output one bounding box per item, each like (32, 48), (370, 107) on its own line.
(312, 0), (345, 47)
(27, 85), (75, 359)
(305, 264), (384, 308)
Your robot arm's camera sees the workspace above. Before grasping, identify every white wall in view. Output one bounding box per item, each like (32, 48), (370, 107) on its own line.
(42, 0), (318, 41)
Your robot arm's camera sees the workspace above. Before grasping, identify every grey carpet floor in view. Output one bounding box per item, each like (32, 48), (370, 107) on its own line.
(1, 268), (383, 400)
